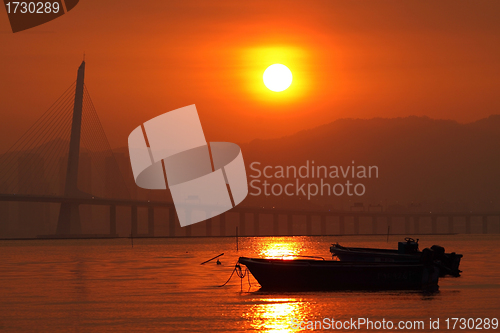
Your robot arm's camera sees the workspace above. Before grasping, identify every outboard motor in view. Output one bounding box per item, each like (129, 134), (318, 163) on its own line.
(430, 245), (445, 256)
(420, 247), (436, 265)
(419, 248), (440, 291)
(430, 245), (462, 277)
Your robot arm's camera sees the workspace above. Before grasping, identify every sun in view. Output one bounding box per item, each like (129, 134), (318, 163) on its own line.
(263, 64), (293, 92)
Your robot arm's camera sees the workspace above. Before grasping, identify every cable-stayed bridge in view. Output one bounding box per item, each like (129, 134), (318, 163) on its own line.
(0, 62), (498, 238)
(0, 61), (138, 237)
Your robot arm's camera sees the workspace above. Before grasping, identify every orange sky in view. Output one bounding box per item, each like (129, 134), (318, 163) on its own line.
(1, 0), (499, 152)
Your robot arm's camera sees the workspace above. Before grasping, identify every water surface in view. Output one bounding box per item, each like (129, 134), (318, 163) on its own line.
(1, 235), (499, 332)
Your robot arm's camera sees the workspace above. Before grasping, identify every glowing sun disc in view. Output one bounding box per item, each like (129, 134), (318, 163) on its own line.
(263, 64), (293, 92)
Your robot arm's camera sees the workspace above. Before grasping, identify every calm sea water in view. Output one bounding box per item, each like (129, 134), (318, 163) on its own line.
(1, 235), (499, 332)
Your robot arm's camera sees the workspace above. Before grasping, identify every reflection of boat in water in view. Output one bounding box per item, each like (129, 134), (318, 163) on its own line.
(238, 256), (440, 292)
(330, 238), (463, 277)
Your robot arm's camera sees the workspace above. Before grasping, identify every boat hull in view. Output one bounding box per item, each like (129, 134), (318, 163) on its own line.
(330, 245), (462, 277)
(239, 257), (439, 292)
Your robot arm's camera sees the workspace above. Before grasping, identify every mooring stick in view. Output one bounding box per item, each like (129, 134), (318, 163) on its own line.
(201, 253), (224, 265)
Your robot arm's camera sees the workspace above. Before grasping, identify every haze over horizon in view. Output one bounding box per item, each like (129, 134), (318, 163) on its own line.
(3, 114), (499, 212)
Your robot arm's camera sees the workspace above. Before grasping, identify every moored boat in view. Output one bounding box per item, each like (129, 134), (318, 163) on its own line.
(238, 255), (440, 292)
(330, 238), (462, 277)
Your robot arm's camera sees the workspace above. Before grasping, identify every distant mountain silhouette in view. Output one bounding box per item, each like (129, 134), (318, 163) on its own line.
(7, 116), (497, 212)
(3, 115), (498, 238)
(239, 115), (500, 212)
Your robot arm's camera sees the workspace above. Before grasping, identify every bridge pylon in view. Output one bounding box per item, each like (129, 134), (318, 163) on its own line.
(56, 61), (87, 235)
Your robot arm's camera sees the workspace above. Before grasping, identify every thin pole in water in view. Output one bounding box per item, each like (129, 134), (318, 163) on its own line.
(131, 233), (134, 248)
(200, 253), (224, 265)
(236, 226), (239, 252)
(386, 226), (390, 243)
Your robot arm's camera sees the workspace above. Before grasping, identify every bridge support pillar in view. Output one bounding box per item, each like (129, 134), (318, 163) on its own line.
(465, 215), (471, 234)
(273, 214), (279, 236)
(482, 215), (488, 234)
(287, 214), (293, 235)
(353, 216), (360, 235)
(339, 215), (345, 235)
(448, 216), (454, 234)
(148, 207), (154, 237)
(253, 213), (259, 236)
(431, 215), (438, 234)
(321, 215), (327, 235)
(306, 214), (312, 235)
(205, 218), (212, 237)
(413, 216), (420, 234)
(57, 203), (81, 235)
(220, 213), (226, 236)
(405, 216), (411, 234)
(239, 212), (246, 236)
(372, 216), (378, 234)
(0, 201), (9, 236)
(169, 208), (176, 237)
(109, 205), (116, 236)
(131, 206), (138, 237)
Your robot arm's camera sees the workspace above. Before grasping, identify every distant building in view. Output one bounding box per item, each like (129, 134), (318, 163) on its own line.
(17, 153), (50, 236)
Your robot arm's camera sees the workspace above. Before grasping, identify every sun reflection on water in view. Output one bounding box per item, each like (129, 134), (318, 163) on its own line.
(257, 238), (305, 260)
(243, 298), (310, 332)
(241, 238), (316, 331)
